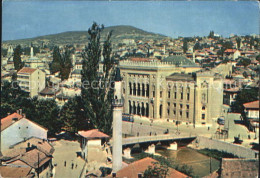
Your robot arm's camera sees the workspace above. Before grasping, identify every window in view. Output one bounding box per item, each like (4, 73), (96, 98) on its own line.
(174, 103), (176, 107)
(174, 92), (177, 99)
(123, 88), (125, 94)
(186, 112), (189, 118)
(202, 106), (205, 110)
(167, 109), (170, 116)
(180, 111), (182, 116)
(168, 91), (171, 98)
(180, 104), (183, 109)
(202, 114), (205, 120)
(173, 110), (176, 115)
(168, 102), (170, 107)
(181, 93), (183, 100)
(186, 105), (189, 110)
(187, 93), (190, 100)
(153, 91), (155, 97)
(160, 91), (163, 98)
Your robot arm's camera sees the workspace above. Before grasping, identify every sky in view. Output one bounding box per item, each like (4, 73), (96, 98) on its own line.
(2, 1), (259, 41)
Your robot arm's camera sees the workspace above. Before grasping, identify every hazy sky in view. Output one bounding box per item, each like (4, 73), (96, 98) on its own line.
(2, 1), (259, 41)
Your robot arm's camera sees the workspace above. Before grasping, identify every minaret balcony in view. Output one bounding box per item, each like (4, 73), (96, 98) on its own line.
(112, 98), (124, 107)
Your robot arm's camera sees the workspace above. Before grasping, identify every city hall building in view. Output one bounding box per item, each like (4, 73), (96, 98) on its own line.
(119, 57), (224, 126)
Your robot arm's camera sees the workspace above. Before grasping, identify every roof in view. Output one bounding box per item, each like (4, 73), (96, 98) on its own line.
(224, 49), (238, 53)
(130, 57), (156, 62)
(78, 129), (109, 139)
(115, 157), (189, 178)
(221, 158), (259, 178)
(243, 100), (259, 109)
(166, 73), (195, 82)
(17, 67), (36, 74)
(162, 56), (198, 67)
(1, 113), (23, 131)
(7, 148), (51, 169)
(39, 87), (59, 95)
(224, 87), (240, 93)
(0, 165), (32, 177)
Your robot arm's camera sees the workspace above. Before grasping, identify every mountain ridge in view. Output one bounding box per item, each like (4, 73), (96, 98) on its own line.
(3, 25), (168, 46)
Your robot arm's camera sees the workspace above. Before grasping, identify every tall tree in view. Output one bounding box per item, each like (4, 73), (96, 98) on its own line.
(81, 22), (114, 135)
(183, 39), (188, 53)
(50, 46), (62, 74)
(236, 37), (241, 49)
(13, 45), (23, 71)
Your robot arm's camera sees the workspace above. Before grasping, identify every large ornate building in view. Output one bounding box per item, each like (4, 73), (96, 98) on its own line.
(119, 57), (226, 126)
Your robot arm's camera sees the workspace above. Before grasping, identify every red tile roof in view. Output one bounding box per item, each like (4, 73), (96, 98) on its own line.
(1, 113), (23, 131)
(78, 129), (109, 139)
(243, 100), (259, 109)
(224, 49), (238, 53)
(0, 165), (32, 177)
(17, 67), (37, 74)
(115, 157), (189, 178)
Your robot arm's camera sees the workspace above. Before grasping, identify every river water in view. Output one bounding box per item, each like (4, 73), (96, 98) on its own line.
(131, 146), (220, 177)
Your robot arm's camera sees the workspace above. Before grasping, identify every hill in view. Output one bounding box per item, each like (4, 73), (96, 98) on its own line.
(3, 25), (168, 47)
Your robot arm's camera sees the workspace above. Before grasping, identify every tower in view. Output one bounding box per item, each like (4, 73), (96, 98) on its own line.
(112, 68), (124, 173)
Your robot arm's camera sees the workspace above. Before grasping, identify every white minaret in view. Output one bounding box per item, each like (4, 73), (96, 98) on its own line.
(30, 46), (34, 58)
(112, 68), (123, 173)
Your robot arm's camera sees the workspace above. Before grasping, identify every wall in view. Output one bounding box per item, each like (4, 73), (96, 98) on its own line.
(192, 136), (258, 159)
(1, 118), (47, 151)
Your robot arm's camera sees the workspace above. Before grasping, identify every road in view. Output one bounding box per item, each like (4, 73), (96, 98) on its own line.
(51, 140), (86, 178)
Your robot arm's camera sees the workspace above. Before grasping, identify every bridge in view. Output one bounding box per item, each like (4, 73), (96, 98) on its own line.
(109, 134), (196, 146)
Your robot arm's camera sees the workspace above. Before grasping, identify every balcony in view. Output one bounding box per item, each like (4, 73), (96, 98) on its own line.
(112, 98), (124, 107)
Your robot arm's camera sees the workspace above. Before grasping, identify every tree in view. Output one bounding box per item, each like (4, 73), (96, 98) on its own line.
(13, 45), (23, 71)
(60, 96), (87, 133)
(50, 46), (72, 80)
(143, 162), (169, 178)
(232, 87), (259, 113)
(256, 54), (260, 62)
(208, 31), (214, 38)
(236, 37), (241, 49)
(81, 22), (115, 135)
(183, 39), (188, 53)
(237, 57), (251, 67)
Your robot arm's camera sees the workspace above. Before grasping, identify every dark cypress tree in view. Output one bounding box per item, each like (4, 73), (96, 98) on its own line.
(50, 46), (62, 74)
(81, 22), (114, 135)
(13, 45), (23, 71)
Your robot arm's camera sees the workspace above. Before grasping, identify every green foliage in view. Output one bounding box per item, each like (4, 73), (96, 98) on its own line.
(236, 37), (241, 49)
(256, 54), (260, 62)
(232, 87), (259, 113)
(13, 45), (23, 71)
(0, 81), (61, 136)
(143, 162), (169, 178)
(1, 48), (8, 57)
(208, 31), (214, 38)
(50, 46), (72, 80)
(60, 96), (88, 133)
(197, 149), (238, 160)
(81, 22), (115, 135)
(237, 57), (251, 67)
(183, 39), (188, 53)
(22, 46), (40, 55)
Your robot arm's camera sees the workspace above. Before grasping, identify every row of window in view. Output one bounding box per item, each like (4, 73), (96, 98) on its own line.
(166, 109), (190, 118)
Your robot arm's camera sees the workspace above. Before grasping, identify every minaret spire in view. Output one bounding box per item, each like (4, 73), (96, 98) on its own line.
(30, 43), (34, 57)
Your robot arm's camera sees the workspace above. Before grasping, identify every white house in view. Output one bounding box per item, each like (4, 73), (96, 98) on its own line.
(78, 129), (109, 160)
(0, 111), (48, 152)
(243, 100), (259, 130)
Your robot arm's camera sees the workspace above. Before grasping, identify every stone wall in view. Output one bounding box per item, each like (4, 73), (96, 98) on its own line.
(192, 136), (258, 159)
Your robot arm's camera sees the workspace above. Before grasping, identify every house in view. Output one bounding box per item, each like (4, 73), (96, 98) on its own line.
(243, 100), (259, 131)
(1, 111), (48, 152)
(17, 67), (46, 98)
(0, 137), (54, 178)
(78, 129), (109, 161)
(112, 157), (189, 178)
(223, 87), (240, 106)
(224, 49), (241, 60)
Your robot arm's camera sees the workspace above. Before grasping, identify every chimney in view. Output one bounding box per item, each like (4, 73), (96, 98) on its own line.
(16, 110), (19, 114)
(19, 109), (22, 115)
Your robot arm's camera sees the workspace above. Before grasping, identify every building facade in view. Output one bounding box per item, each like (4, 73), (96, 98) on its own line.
(17, 67), (46, 98)
(119, 59), (223, 126)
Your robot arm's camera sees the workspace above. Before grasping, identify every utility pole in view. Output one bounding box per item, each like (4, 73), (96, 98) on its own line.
(209, 157), (212, 174)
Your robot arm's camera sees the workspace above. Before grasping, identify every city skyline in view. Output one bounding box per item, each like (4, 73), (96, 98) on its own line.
(2, 1), (259, 41)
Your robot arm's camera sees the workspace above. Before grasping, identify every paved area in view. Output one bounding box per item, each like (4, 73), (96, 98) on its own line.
(51, 140), (86, 178)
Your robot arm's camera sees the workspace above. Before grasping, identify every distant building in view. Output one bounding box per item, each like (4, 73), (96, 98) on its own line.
(243, 100), (259, 131)
(17, 67), (46, 98)
(224, 49), (241, 60)
(24, 47), (45, 69)
(0, 111), (48, 152)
